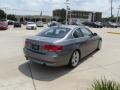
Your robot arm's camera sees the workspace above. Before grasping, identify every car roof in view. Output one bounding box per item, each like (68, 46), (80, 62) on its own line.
(53, 25), (85, 30)
(27, 22), (35, 24)
(37, 21), (42, 22)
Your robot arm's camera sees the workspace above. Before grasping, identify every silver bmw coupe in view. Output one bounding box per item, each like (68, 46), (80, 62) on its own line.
(23, 25), (102, 68)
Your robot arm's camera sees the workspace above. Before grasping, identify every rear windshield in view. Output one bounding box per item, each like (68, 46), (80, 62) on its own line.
(37, 27), (70, 38)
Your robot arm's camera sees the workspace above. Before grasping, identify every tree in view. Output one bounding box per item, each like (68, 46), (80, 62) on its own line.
(7, 14), (17, 21)
(102, 16), (119, 23)
(0, 9), (6, 20)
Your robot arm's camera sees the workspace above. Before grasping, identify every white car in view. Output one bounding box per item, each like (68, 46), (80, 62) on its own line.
(26, 22), (37, 30)
(36, 21), (44, 27)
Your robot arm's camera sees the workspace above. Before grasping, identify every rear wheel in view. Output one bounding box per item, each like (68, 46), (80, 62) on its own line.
(69, 50), (80, 68)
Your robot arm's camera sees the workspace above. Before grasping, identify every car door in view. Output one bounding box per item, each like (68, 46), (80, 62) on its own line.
(80, 28), (97, 54)
(72, 28), (89, 58)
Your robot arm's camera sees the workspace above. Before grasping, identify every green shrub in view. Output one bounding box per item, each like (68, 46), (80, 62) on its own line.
(89, 78), (120, 90)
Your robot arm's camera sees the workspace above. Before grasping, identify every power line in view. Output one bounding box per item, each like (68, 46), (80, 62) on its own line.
(0, 7), (50, 13)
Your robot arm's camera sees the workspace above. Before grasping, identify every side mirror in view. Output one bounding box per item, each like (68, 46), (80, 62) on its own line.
(93, 33), (98, 36)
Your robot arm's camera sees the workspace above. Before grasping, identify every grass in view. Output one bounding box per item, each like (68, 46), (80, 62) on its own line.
(107, 32), (120, 35)
(89, 78), (120, 90)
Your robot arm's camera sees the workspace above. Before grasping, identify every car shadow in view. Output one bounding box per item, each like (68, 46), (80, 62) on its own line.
(19, 50), (99, 81)
(79, 50), (99, 64)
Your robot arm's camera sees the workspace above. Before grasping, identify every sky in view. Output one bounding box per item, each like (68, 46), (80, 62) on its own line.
(0, 0), (120, 17)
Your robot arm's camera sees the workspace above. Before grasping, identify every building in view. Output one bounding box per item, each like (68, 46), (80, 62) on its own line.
(53, 9), (102, 22)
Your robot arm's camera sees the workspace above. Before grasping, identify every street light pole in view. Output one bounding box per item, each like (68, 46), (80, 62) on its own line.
(65, 0), (70, 25)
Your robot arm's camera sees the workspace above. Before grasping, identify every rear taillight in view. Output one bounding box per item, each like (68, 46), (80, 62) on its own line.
(25, 40), (29, 48)
(43, 45), (63, 52)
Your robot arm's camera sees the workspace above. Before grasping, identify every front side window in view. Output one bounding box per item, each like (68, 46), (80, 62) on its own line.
(37, 27), (70, 38)
(80, 28), (92, 36)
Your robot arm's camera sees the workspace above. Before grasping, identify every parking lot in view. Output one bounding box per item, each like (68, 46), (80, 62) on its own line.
(0, 26), (120, 90)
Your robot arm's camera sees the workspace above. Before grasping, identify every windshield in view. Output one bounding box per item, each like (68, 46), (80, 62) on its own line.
(37, 27), (70, 38)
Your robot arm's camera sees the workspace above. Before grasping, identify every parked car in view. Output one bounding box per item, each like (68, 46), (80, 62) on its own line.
(7, 20), (15, 25)
(14, 22), (21, 28)
(103, 22), (118, 28)
(26, 22), (37, 30)
(0, 21), (8, 30)
(94, 22), (104, 28)
(82, 22), (103, 28)
(21, 21), (27, 25)
(62, 21), (69, 25)
(117, 23), (120, 27)
(36, 21), (44, 27)
(70, 21), (84, 26)
(48, 21), (61, 27)
(24, 25), (102, 68)
(108, 22), (118, 28)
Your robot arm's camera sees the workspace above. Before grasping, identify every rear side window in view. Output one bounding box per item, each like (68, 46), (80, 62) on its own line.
(37, 27), (70, 38)
(80, 28), (92, 36)
(73, 28), (83, 38)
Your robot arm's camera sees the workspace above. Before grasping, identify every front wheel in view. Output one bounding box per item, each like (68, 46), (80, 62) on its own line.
(69, 50), (80, 68)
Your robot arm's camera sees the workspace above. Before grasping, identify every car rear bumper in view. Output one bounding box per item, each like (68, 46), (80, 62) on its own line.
(14, 24), (21, 27)
(23, 48), (71, 67)
(0, 27), (8, 30)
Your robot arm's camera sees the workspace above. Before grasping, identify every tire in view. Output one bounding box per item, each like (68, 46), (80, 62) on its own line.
(97, 40), (102, 50)
(69, 50), (80, 68)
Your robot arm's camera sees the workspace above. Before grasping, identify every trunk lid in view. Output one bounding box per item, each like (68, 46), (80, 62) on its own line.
(26, 36), (61, 53)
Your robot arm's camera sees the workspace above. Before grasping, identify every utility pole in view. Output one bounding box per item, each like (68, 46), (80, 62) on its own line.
(67, 6), (71, 24)
(116, 5), (120, 24)
(111, 0), (113, 17)
(65, 0), (70, 25)
(39, 10), (42, 22)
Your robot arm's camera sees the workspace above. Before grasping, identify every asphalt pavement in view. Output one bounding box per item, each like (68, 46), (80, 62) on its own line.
(0, 26), (120, 90)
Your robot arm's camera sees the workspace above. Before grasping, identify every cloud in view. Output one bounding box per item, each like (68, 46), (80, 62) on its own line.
(0, 0), (119, 17)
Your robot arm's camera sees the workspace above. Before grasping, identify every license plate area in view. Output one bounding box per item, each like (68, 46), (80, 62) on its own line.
(31, 44), (39, 50)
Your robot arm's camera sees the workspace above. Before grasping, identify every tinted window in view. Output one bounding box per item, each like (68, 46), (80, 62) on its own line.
(80, 28), (92, 36)
(73, 28), (83, 38)
(37, 27), (70, 38)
